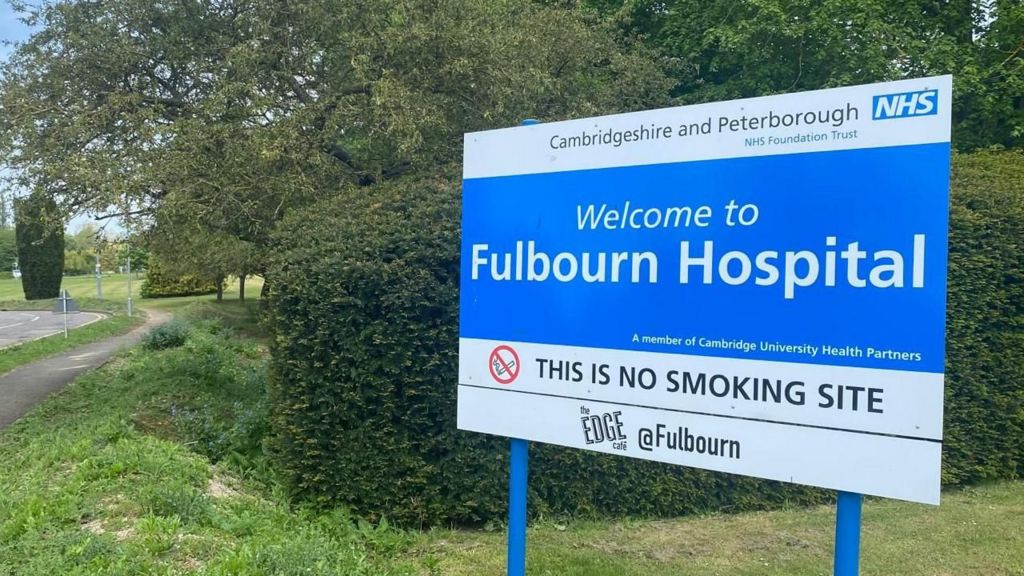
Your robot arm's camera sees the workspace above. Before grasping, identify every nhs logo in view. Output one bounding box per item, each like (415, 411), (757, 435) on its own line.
(872, 89), (938, 120)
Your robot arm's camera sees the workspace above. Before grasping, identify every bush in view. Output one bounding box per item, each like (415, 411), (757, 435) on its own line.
(266, 174), (824, 526)
(943, 150), (1024, 484)
(140, 259), (218, 298)
(141, 321), (191, 351)
(14, 193), (64, 300)
(267, 151), (1023, 526)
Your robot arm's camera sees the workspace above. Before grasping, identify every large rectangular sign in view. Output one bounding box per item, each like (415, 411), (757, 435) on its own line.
(458, 76), (951, 504)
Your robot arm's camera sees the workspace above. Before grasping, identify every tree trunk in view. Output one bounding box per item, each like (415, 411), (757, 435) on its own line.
(259, 276), (270, 311)
(239, 274), (246, 302)
(216, 274), (224, 302)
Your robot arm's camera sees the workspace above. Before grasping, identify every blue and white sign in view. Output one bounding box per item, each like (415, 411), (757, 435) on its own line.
(458, 76), (951, 505)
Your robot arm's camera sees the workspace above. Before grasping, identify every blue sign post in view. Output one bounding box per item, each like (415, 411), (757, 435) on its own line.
(834, 492), (863, 575)
(460, 78), (951, 576)
(506, 118), (540, 576)
(507, 437), (529, 576)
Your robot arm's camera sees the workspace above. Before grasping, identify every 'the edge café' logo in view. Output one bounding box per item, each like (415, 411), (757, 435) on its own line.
(580, 405), (627, 451)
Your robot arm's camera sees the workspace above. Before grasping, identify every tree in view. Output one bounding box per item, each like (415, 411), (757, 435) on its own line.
(0, 228), (16, 274)
(0, 0), (671, 270)
(15, 192), (64, 299)
(586, 0), (1023, 150)
(63, 223), (103, 275)
(118, 242), (149, 276)
(146, 214), (257, 302)
(0, 191), (12, 228)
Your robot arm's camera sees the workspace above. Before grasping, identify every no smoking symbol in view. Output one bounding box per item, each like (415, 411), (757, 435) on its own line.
(488, 345), (521, 385)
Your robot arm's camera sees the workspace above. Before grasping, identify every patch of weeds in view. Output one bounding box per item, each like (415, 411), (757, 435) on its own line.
(168, 371), (270, 468)
(0, 308), (424, 576)
(141, 320), (190, 350)
(133, 514), (184, 555)
(138, 482), (211, 526)
(129, 320), (273, 483)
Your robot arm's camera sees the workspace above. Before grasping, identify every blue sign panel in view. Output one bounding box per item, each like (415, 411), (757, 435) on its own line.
(461, 143), (949, 372)
(458, 76), (951, 504)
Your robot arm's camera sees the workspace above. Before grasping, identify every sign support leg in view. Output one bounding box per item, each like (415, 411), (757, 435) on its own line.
(506, 118), (539, 576)
(834, 491), (862, 576)
(508, 438), (528, 576)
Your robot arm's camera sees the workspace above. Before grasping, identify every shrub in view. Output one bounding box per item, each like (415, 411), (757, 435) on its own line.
(142, 321), (191, 351)
(265, 174), (824, 526)
(140, 259), (218, 298)
(943, 150), (1024, 484)
(14, 193), (64, 300)
(267, 151), (1024, 526)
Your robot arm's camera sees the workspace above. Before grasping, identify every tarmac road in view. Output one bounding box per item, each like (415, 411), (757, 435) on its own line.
(0, 310), (104, 349)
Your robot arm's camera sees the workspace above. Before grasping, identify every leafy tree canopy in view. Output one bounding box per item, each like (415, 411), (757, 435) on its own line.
(0, 228), (17, 272)
(0, 0), (671, 265)
(584, 0), (1023, 150)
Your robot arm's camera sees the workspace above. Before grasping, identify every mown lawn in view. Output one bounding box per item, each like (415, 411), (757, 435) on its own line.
(0, 309), (1020, 576)
(417, 482), (1024, 575)
(0, 274), (262, 304)
(0, 273), (142, 301)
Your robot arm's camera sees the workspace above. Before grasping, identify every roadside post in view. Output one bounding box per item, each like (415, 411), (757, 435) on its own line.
(95, 254), (103, 299)
(53, 290), (79, 339)
(459, 77), (952, 575)
(126, 245), (133, 317)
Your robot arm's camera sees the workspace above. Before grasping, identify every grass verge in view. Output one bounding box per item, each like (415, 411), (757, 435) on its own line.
(0, 274), (262, 304)
(0, 316), (415, 576)
(144, 299), (265, 341)
(0, 310), (1020, 575)
(0, 298), (145, 376)
(415, 482), (1024, 575)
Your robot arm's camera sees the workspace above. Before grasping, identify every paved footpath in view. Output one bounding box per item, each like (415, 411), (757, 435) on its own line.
(0, 309), (170, 430)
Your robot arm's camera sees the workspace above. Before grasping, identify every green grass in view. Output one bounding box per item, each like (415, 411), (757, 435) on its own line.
(414, 483), (1024, 575)
(0, 298), (145, 376)
(0, 274), (262, 306)
(146, 300), (265, 341)
(0, 312), (1020, 575)
(0, 274), (142, 301)
(0, 270), (263, 375)
(0, 320), (415, 576)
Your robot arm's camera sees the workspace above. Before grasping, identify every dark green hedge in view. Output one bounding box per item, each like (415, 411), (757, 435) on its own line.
(943, 150), (1024, 484)
(265, 173), (824, 526)
(140, 259), (219, 298)
(266, 152), (1023, 526)
(14, 193), (64, 300)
